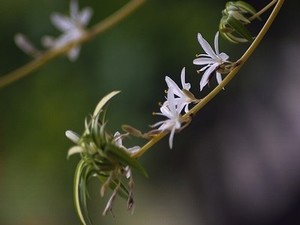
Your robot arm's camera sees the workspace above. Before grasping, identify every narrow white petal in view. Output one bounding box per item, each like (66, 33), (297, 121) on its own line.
(41, 35), (53, 48)
(113, 132), (123, 146)
(199, 64), (211, 72)
(183, 104), (189, 113)
(78, 7), (93, 26)
(216, 72), (223, 85)
(219, 52), (229, 61)
(193, 57), (219, 65)
(151, 120), (164, 128)
(68, 46), (81, 61)
(50, 13), (74, 32)
(167, 88), (177, 114)
(214, 32), (220, 55)
(168, 126), (176, 149)
(51, 33), (74, 49)
(165, 76), (182, 97)
(197, 33), (218, 59)
(180, 67), (191, 90)
(200, 64), (218, 91)
(159, 104), (169, 116)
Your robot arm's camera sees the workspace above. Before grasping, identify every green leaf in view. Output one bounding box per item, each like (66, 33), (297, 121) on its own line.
(91, 113), (102, 148)
(219, 26), (248, 43)
(67, 146), (84, 158)
(74, 159), (93, 225)
(105, 143), (148, 178)
(93, 91), (121, 117)
(226, 16), (253, 42)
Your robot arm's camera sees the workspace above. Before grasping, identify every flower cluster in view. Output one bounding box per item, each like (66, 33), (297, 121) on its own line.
(15, 0), (92, 61)
(193, 32), (231, 91)
(63, 1), (265, 223)
(66, 91), (148, 222)
(219, 1), (259, 43)
(42, 0), (92, 61)
(152, 68), (197, 149)
(152, 31), (235, 148)
(152, 2), (259, 145)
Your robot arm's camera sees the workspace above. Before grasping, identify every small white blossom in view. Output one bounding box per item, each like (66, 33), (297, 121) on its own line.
(165, 67), (193, 113)
(113, 132), (140, 155)
(152, 88), (182, 149)
(113, 132), (140, 178)
(42, 0), (93, 61)
(193, 32), (230, 91)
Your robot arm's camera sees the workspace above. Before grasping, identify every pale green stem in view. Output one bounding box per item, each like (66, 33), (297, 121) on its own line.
(0, 0), (146, 89)
(133, 0), (285, 158)
(249, 0), (278, 21)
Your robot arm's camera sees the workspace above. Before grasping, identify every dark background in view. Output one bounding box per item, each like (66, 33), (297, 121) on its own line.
(1, 0), (299, 225)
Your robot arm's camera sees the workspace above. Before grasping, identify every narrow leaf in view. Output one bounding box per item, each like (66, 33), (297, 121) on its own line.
(105, 143), (148, 178)
(227, 16), (253, 42)
(74, 159), (93, 225)
(67, 146), (84, 158)
(93, 91), (120, 117)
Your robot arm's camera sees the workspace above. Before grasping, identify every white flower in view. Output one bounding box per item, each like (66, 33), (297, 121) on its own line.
(152, 88), (182, 149)
(165, 67), (193, 113)
(193, 32), (230, 91)
(42, 0), (93, 61)
(113, 132), (140, 178)
(113, 132), (140, 155)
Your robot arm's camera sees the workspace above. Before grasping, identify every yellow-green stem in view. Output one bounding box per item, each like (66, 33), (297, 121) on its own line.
(0, 0), (146, 89)
(133, 0), (285, 158)
(249, 0), (277, 21)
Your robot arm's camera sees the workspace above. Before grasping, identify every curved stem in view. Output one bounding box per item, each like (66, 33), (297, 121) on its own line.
(249, 0), (277, 21)
(0, 0), (146, 89)
(133, 0), (285, 158)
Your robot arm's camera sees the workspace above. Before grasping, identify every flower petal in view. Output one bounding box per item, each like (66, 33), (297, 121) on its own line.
(193, 57), (219, 65)
(165, 76), (182, 97)
(197, 33), (218, 59)
(214, 32), (220, 55)
(51, 13), (74, 32)
(200, 64), (218, 91)
(168, 126), (176, 149)
(68, 46), (81, 61)
(180, 67), (191, 90)
(216, 71), (223, 85)
(78, 7), (93, 26)
(219, 52), (230, 61)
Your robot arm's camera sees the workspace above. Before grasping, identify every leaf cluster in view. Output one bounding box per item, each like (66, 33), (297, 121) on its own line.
(67, 91), (147, 225)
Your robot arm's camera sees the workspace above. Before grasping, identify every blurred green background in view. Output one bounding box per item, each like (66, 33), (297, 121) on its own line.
(1, 0), (300, 225)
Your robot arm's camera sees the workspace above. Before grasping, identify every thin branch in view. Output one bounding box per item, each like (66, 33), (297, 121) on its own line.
(249, 0), (278, 21)
(133, 0), (285, 158)
(0, 0), (146, 89)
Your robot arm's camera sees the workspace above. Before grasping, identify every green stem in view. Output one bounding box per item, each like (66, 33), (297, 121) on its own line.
(249, 0), (278, 21)
(133, 0), (285, 158)
(0, 0), (146, 89)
